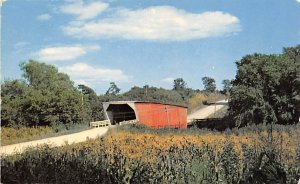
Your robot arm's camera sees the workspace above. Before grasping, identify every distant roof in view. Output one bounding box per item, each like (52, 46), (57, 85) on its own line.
(102, 101), (187, 108)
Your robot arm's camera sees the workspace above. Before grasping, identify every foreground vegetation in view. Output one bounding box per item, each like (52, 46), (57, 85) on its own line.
(2, 124), (299, 183)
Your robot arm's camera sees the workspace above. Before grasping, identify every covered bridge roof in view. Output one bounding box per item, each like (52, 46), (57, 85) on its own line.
(102, 101), (187, 108)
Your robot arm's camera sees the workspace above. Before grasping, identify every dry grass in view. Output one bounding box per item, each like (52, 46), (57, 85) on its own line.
(1, 124), (89, 146)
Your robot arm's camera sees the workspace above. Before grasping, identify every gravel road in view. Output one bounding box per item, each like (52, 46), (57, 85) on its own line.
(187, 100), (228, 123)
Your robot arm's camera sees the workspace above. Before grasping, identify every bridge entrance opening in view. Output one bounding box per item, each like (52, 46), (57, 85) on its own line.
(106, 104), (136, 125)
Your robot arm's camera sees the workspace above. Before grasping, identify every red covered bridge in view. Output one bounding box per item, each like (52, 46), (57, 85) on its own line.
(102, 101), (187, 128)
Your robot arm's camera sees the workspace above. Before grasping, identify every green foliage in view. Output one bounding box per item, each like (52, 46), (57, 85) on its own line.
(173, 78), (187, 91)
(172, 78), (197, 101)
(229, 45), (300, 126)
(229, 85), (276, 126)
(220, 142), (240, 183)
(284, 46), (300, 121)
(1, 79), (29, 127)
(242, 152), (287, 184)
(222, 79), (232, 95)
(2, 61), (221, 128)
(202, 76), (216, 93)
(106, 82), (121, 96)
(1, 61), (88, 127)
(78, 84), (104, 121)
(121, 85), (188, 106)
(20, 61), (74, 91)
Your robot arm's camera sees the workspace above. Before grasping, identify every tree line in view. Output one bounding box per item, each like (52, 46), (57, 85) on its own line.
(1, 61), (223, 128)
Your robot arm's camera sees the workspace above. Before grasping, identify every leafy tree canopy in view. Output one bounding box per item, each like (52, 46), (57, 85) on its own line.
(122, 86), (187, 106)
(20, 60), (74, 92)
(222, 79), (232, 95)
(2, 61), (84, 127)
(229, 45), (300, 126)
(105, 82), (120, 96)
(173, 78), (187, 91)
(202, 77), (216, 93)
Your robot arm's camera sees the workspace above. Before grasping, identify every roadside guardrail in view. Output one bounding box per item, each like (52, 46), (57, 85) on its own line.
(119, 119), (137, 125)
(90, 120), (111, 128)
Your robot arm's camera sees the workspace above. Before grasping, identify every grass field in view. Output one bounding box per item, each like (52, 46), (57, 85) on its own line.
(1, 124), (89, 146)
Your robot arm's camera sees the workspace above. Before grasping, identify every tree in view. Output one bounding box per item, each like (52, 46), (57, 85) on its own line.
(78, 84), (104, 121)
(283, 46), (300, 122)
(202, 77), (216, 93)
(78, 84), (96, 96)
(173, 78), (186, 91)
(20, 60), (74, 92)
(228, 45), (300, 126)
(1, 80), (28, 127)
(172, 78), (193, 101)
(222, 79), (232, 95)
(122, 86), (187, 106)
(1, 61), (85, 127)
(106, 82), (120, 96)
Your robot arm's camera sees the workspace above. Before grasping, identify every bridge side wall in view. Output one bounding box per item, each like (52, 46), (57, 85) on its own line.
(134, 103), (187, 128)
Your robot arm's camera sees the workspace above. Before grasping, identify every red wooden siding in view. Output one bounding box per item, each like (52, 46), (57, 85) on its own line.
(135, 103), (187, 128)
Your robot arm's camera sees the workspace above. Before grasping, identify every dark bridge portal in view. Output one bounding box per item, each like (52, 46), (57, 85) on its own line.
(106, 104), (136, 125)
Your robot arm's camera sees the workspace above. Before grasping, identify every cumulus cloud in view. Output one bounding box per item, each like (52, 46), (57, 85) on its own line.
(35, 45), (100, 62)
(297, 0), (300, 3)
(62, 6), (241, 41)
(61, 0), (109, 20)
(59, 63), (130, 86)
(161, 77), (175, 83)
(37, 14), (52, 21)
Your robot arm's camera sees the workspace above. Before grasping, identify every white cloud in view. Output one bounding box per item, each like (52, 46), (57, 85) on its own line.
(61, 0), (109, 20)
(14, 42), (31, 54)
(59, 63), (130, 86)
(37, 14), (52, 21)
(35, 45), (100, 62)
(297, 0), (300, 3)
(161, 77), (175, 83)
(14, 41), (30, 49)
(62, 6), (241, 41)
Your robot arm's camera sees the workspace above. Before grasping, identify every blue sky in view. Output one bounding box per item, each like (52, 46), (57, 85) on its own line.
(2, 0), (300, 94)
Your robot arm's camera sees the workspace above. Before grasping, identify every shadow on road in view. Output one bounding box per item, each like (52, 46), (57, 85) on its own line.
(188, 118), (234, 131)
